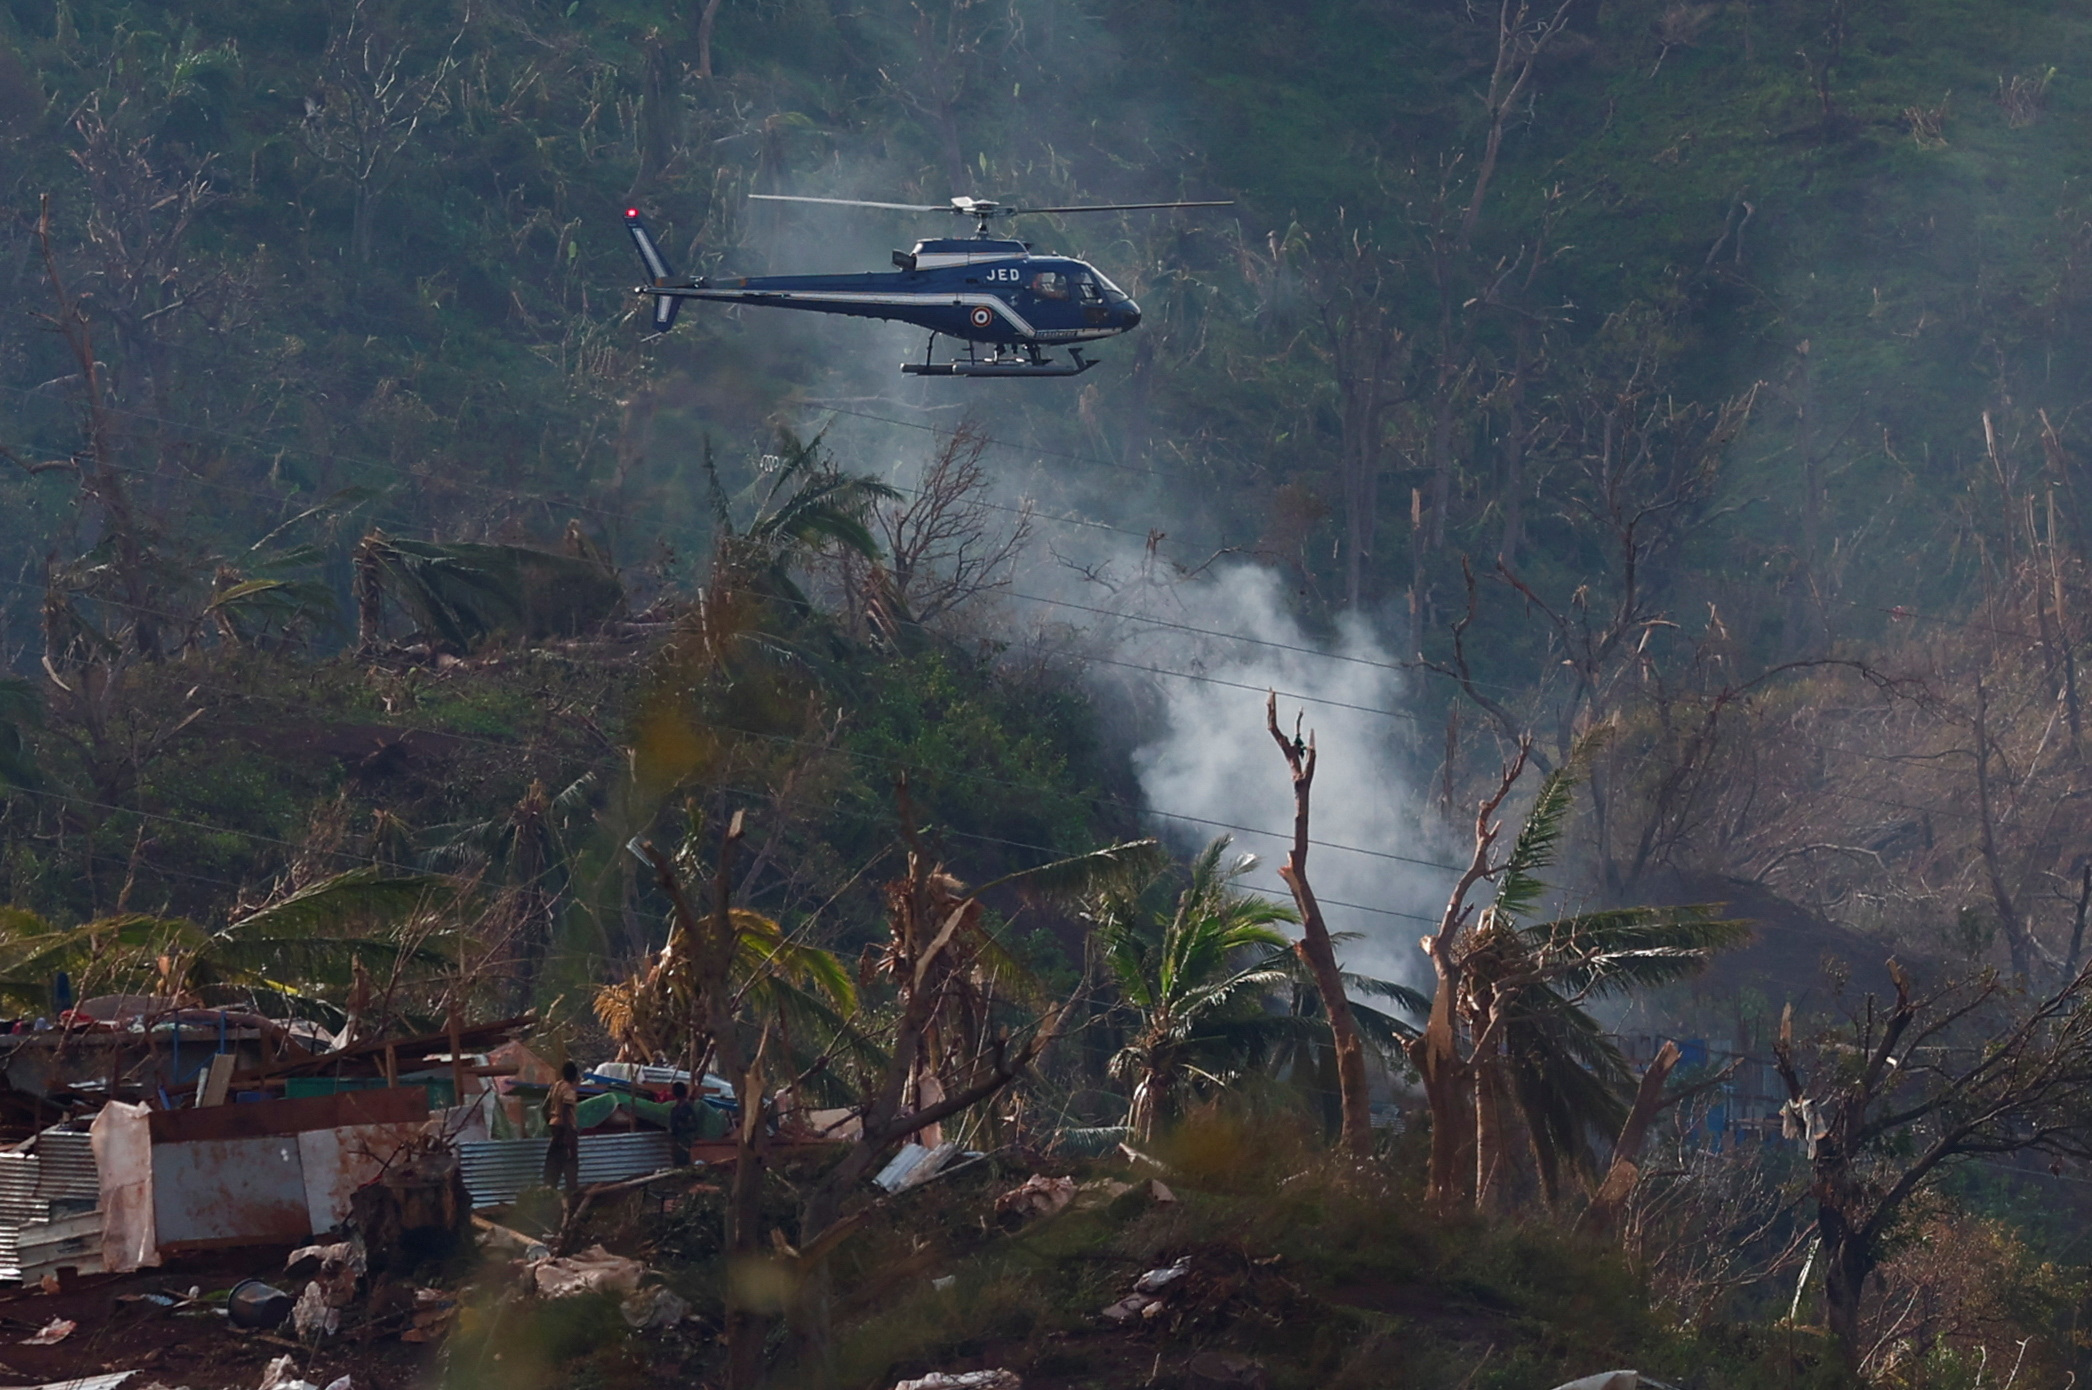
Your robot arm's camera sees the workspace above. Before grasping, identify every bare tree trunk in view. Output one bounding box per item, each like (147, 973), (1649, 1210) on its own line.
(355, 531), (385, 655)
(628, 32), (676, 198)
(1472, 1035), (1506, 1212)
(696, 0), (725, 78)
(1413, 751), (1527, 1209)
(1266, 694), (1373, 1155)
(34, 197), (160, 661)
(1497, 323), (1534, 567)
(1973, 679), (2032, 983)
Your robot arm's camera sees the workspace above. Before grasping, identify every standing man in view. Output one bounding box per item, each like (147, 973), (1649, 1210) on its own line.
(668, 1080), (702, 1166)
(542, 1060), (581, 1193)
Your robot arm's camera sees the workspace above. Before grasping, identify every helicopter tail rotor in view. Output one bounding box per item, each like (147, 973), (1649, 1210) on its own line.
(622, 208), (685, 332)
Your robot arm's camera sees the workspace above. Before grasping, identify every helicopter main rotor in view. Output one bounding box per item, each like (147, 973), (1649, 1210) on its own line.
(748, 192), (1232, 238)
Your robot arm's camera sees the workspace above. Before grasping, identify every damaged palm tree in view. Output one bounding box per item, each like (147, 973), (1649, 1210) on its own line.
(781, 802), (1155, 1371)
(636, 811), (778, 1390)
(595, 823), (854, 1071)
(1415, 739), (1743, 1212)
(354, 530), (623, 655)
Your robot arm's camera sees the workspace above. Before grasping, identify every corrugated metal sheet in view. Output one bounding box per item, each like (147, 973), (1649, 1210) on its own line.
(26, 1374), (134, 1390)
(17, 1210), (103, 1281)
(459, 1132), (674, 1207)
(34, 1132), (98, 1205)
(0, 1130), (102, 1281)
(0, 1153), (43, 1279)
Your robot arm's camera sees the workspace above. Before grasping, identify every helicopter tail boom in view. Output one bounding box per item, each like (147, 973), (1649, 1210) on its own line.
(622, 208), (684, 332)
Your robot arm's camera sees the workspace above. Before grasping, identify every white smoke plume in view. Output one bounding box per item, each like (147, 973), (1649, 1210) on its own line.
(1023, 555), (1455, 991)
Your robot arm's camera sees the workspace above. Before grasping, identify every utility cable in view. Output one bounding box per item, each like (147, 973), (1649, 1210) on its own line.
(0, 570), (1444, 862)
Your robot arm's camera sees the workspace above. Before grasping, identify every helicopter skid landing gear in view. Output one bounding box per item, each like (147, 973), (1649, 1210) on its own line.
(902, 335), (1095, 378)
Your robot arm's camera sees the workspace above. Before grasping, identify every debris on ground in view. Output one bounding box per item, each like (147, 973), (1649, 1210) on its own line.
(470, 1214), (550, 1262)
(35, 1374), (138, 1390)
(1134, 1259), (1191, 1294)
(401, 1289), (458, 1344)
(1073, 1178), (1134, 1210)
(1071, 1176), (1173, 1212)
(228, 1278), (296, 1329)
(253, 1355), (353, 1390)
(619, 1284), (689, 1330)
(874, 1142), (959, 1192)
(1100, 1258), (1192, 1322)
(256, 1355), (319, 1390)
(1116, 1143), (1167, 1172)
(292, 1280), (339, 1342)
(993, 1174), (1074, 1221)
(283, 1238), (366, 1342)
(892, 1372), (1022, 1390)
(1184, 1351), (1267, 1390)
(529, 1244), (646, 1299)
(1098, 1247), (1304, 1333)
(20, 1317), (76, 1345)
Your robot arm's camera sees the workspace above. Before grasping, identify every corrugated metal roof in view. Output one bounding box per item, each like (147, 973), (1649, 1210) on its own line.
(0, 1129), (101, 1281)
(0, 1154), (41, 1279)
(33, 1132), (97, 1204)
(459, 1132), (674, 1207)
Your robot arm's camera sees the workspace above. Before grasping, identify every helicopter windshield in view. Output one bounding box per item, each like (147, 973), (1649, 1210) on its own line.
(1091, 270), (1129, 301)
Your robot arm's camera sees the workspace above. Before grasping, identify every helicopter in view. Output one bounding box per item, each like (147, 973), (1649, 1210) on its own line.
(622, 193), (1230, 378)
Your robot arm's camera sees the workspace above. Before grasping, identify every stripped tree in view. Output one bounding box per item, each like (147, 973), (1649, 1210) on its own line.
(1771, 959), (2092, 1368)
(1266, 693), (1375, 1155)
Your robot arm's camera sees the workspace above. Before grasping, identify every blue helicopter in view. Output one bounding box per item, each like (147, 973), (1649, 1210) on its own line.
(623, 193), (1230, 377)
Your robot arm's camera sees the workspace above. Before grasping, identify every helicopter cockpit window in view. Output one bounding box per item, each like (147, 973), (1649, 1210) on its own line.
(1031, 271), (1070, 300)
(1092, 270), (1129, 300)
(1077, 276), (1105, 304)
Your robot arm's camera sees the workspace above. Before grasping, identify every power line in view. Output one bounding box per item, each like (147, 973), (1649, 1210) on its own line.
(0, 658), (1459, 932)
(1083, 652), (1422, 723)
(812, 402), (1181, 481)
(0, 563), (1446, 869)
(170, 673), (1463, 873)
(0, 367), (1463, 704)
(1006, 587), (1413, 677)
(0, 374), (1173, 550)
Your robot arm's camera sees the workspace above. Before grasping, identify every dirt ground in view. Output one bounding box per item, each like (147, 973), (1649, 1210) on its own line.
(0, 1248), (437, 1390)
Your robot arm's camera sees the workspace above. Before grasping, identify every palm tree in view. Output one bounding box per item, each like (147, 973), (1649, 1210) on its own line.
(0, 865), (461, 1028)
(707, 430), (900, 622)
(1418, 746), (1746, 1211)
(1239, 943), (1427, 1135)
(1089, 837), (1301, 1140)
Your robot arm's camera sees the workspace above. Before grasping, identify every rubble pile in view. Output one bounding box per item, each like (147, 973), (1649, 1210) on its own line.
(1099, 1246), (1305, 1335)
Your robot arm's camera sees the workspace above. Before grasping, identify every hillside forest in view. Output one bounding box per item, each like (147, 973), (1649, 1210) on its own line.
(9, 0), (2092, 1386)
